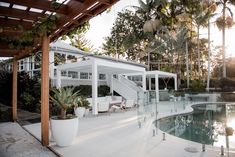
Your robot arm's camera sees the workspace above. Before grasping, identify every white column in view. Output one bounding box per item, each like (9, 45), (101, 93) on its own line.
(174, 75), (177, 91)
(155, 74), (159, 103)
(110, 74), (113, 95)
(142, 72), (146, 91)
(149, 76), (152, 90)
(26, 58), (30, 71)
(56, 68), (61, 88)
(92, 59), (98, 115)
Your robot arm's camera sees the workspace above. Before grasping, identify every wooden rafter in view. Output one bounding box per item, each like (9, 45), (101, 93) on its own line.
(1, 0), (69, 15)
(0, 6), (46, 22)
(0, 49), (19, 57)
(0, 0), (119, 58)
(0, 18), (33, 29)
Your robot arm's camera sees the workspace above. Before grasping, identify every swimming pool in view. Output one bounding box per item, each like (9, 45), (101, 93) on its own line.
(156, 103), (235, 148)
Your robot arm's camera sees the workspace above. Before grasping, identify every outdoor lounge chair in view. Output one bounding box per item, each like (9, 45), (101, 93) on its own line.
(110, 101), (125, 112)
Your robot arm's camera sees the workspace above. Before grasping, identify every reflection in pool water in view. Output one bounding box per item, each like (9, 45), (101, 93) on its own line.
(156, 103), (235, 148)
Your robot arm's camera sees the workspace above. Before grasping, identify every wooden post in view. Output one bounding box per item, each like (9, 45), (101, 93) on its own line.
(12, 56), (18, 121)
(41, 34), (50, 146)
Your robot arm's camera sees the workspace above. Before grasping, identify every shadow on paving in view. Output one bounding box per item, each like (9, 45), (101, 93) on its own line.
(0, 103), (41, 125)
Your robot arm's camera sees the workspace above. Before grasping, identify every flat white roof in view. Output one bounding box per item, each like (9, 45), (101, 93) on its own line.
(57, 58), (146, 74)
(124, 70), (177, 78)
(51, 40), (147, 69)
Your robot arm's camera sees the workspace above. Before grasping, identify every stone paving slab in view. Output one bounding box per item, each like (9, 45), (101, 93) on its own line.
(0, 122), (57, 157)
(24, 102), (235, 157)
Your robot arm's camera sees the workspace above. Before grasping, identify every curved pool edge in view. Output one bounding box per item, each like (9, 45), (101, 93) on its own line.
(154, 101), (235, 152)
(156, 101), (235, 120)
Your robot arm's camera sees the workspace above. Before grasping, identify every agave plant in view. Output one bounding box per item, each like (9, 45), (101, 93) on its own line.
(50, 87), (80, 119)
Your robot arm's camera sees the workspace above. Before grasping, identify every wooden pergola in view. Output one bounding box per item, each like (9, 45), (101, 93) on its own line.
(0, 0), (119, 146)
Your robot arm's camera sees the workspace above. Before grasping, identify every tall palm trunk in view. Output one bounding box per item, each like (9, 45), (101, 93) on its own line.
(206, 19), (211, 92)
(222, 2), (226, 78)
(186, 40), (189, 88)
(197, 26), (201, 78)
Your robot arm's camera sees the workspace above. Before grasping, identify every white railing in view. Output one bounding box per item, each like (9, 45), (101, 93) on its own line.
(112, 77), (137, 100)
(119, 75), (143, 92)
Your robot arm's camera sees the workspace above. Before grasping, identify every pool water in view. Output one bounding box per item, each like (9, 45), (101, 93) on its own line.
(156, 103), (235, 148)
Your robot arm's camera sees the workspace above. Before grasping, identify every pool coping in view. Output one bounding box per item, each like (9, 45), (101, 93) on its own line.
(154, 101), (235, 152)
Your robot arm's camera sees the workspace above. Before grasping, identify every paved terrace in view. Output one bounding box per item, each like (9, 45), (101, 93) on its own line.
(23, 101), (235, 157)
(0, 122), (57, 157)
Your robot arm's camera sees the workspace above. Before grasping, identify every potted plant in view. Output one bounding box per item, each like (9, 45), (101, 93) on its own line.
(50, 87), (79, 147)
(74, 96), (90, 118)
(173, 90), (185, 101)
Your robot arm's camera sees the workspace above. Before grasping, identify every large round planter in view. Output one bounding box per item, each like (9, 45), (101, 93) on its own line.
(50, 117), (78, 147)
(74, 107), (86, 118)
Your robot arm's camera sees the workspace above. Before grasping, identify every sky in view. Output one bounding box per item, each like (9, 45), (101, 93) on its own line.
(84, 0), (139, 51)
(85, 0), (235, 57)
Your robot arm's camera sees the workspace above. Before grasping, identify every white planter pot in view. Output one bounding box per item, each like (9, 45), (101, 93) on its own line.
(50, 117), (78, 147)
(74, 107), (86, 118)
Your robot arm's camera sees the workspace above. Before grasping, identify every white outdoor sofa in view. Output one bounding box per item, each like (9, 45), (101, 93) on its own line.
(87, 96), (123, 113)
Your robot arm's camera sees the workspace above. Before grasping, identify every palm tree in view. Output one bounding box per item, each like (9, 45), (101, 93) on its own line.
(195, 10), (214, 78)
(215, 0), (235, 78)
(133, 0), (167, 69)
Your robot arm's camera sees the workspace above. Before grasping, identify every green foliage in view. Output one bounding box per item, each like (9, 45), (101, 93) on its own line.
(74, 96), (90, 109)
(20, 92), (37, 112)
(70, 34), (95, 52)
(0, 70), (40, 112)
(73, 85), (92, 97)
(0, 15), (57, 49)
(190, 80), (206, 92)
(50, 87), (80, 119)
(69, 85), (110, 98)
(98, 85), (110, 97)
(0, 70), (12, 105)
(62, 21), (90, 40)
(219, 78), (235, 92)
(172, 90), (185, 97)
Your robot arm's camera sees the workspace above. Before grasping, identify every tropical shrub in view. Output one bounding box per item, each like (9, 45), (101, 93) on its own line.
(219, 78), (235, 92)
(73, 96), (90, 109)
(190, 80), (206, 92)
(0, 70), (40, 112)
(50, 87), (80, 119)
(219, 93), (235, 102)
(20, 92), (37, 112)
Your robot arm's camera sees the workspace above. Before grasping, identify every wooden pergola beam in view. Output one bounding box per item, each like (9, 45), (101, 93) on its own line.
(51, 4), (110, 40)
(1, 0), (68, 15)
(0, 18), (33, 30)
(0, 49), (19, 57)
(99, 0), (112, 5)
(55, 0), (97, 30)
(0, 6), (46, 21)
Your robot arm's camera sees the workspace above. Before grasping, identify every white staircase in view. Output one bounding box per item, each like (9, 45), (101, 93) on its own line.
(112, 75), (143, 101)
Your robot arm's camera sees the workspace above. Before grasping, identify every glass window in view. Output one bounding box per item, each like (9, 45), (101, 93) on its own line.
(99, 74), (106, 80)
(54, 69), (57, 77)
(80, 72), (88, 79)
(20, 60), (24, 70)
(68, 71), (78, 78)
(61, 71), (67, 76)
(88, 73), (92, 79)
